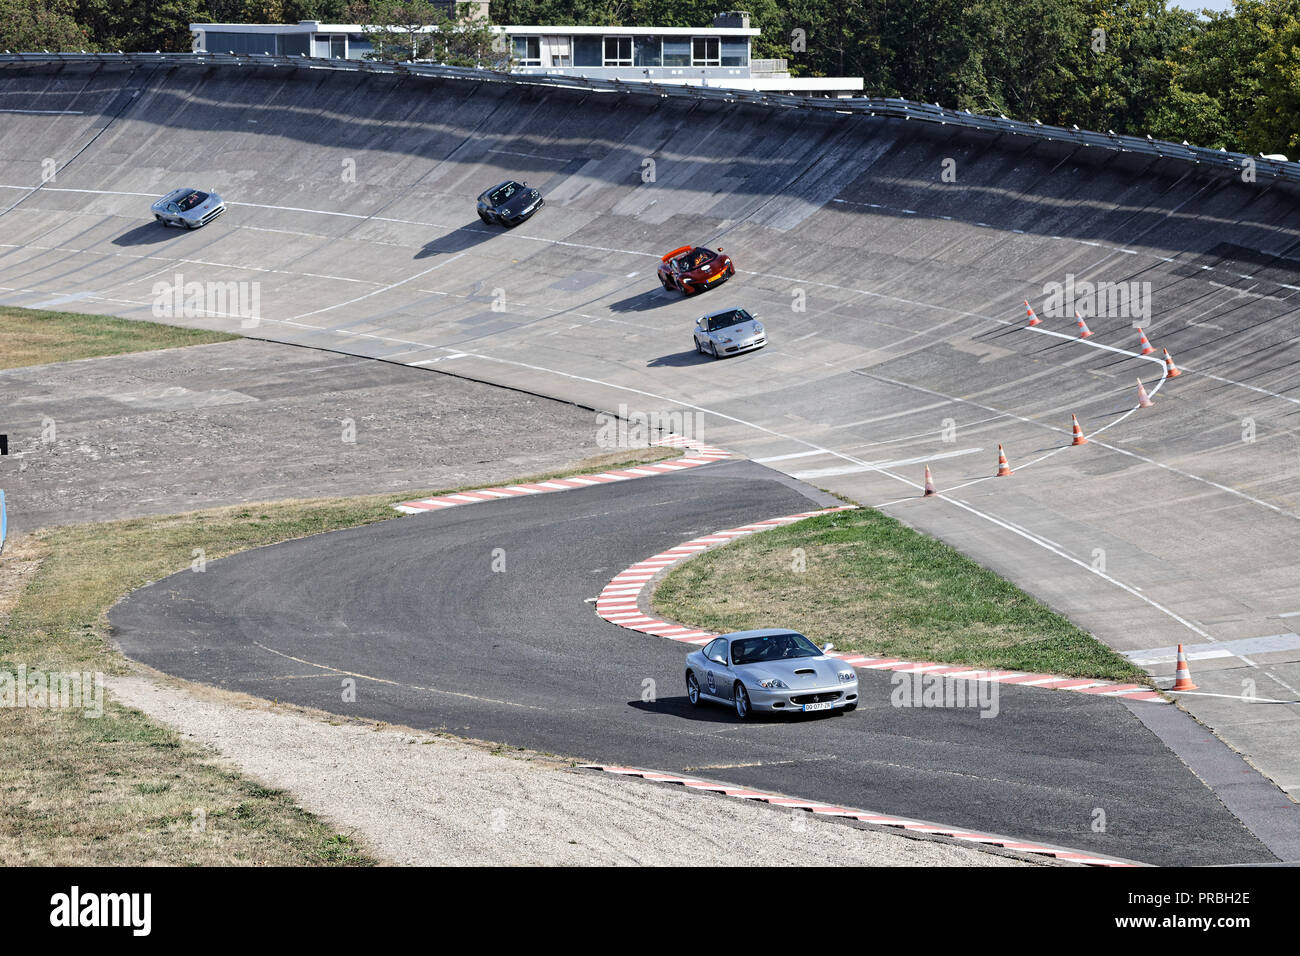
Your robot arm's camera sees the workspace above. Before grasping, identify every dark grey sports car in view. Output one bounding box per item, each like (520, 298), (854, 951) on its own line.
(685, 629), (858, 719)
(477, 180), (543, 227)
(151, 188), (225, 229)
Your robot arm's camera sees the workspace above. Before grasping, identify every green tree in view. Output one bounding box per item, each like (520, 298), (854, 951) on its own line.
(72, 0), (207, 51)
(0, 0), (91, 52)
(349, 1), (501, 65)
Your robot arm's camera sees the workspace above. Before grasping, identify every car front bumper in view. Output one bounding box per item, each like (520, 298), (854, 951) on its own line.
(747, 681), (858, 712)
(713, 335), (766, 355)
(503, 198), (543, 225)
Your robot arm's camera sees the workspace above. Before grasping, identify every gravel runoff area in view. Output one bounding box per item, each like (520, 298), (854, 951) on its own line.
(109, 670), (1034, 867)
(0, 336), (612, 535)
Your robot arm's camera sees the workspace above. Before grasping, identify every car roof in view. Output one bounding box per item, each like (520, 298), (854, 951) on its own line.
(699, 306), (748, 320)
(718, 628), (804, 641)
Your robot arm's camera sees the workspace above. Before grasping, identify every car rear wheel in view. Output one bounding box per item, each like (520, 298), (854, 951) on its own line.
(686, 672), (701, 706)
(734, 683), (751, 720)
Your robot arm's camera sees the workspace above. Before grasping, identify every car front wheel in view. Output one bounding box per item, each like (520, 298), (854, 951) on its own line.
(734, 683), (751, 720)
(710, 342), (719, 359)
(686, 672), (701, 706)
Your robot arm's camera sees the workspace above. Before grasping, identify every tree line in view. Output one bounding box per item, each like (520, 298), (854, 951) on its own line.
(3, 0), (1296, 155)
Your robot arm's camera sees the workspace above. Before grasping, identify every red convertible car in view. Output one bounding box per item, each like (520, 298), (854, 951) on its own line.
(657, 245), (735, 295)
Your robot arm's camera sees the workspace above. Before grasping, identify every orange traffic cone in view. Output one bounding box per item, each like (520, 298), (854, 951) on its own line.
(1172, 644), (1198, 691)
(995, 444), (1014, 476)
(1070, 414), (1088, 446)
(1136, 378), (1154, 408)
(1075, 311), (1094, 338)
(1136, 328), (1155, 355)
(1163, 348), (1182, 378)
(1024, 300), (1042, 327)
(923, 465), (936, 496)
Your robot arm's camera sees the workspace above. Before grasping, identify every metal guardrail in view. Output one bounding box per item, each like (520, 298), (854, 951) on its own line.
(1, 51), (1297, 183)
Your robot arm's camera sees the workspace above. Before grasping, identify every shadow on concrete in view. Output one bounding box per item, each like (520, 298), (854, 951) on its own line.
(648, 349), (712, 367)
(112, 222), (188, 246)
(609, 288), (676, 312)
(415, 223), (497, 259)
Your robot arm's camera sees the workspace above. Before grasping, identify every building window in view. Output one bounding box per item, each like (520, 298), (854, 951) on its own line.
(720, 38), (748, 66)
(330, 34), (346, 58)
(633, 35), (660, 67)
(662, 38), (690, 66)
(545, 35), (571, 67)
(603, 36), (632, 67)
(692, 37), (720, 66)
(513, 36), (541, 66)
(573, 35), (602, 66)
(348, 34), (372, 59)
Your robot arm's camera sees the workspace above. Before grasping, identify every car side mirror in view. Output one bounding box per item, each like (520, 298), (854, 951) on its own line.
(822, 642), (834, 653)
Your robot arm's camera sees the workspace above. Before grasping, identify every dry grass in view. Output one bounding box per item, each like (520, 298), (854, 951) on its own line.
(652, 508), (1147, 683)
(0, 306), (235, 370)
(0, 447), (677, 865)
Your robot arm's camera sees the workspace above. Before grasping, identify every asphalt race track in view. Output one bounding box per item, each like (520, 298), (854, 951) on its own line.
(110, 460), (1274, 866)
(3, 59), (1299, 860)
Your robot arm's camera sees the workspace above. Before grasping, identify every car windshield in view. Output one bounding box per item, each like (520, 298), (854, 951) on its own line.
(489, 182), (521, 205)
(731, 632), (822, 665)
(176, 191), (207, 211)
(706, 309), (751, 332)
(683, 248), (715, 270)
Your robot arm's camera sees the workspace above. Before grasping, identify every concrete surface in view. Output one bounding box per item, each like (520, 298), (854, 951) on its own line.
(1, 62), (1297, 806)
(0, 337), (607, 534)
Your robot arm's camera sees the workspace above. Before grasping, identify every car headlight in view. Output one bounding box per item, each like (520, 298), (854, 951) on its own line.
(838, 670), (856, 683)
(717, 336), (733, 343)
(757, 678), (789, 689)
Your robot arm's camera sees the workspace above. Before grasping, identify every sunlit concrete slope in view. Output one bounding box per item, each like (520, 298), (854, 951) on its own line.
(2, 61), (1299, 795)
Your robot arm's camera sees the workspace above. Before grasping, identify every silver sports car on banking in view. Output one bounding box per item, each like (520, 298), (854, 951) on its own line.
(685, 629), (858, 719)
(152, 188), (225, 228)
(693, 307), (765, 358)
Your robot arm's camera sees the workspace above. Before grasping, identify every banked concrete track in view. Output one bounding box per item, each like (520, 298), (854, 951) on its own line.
(2, 61), (1299, 805)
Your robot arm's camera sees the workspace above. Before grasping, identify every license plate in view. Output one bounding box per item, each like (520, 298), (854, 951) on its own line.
(707, 273), (723, 282)
(802, 701), (834, 712)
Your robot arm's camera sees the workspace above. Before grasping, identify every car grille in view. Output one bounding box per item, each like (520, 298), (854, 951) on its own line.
(791, 691), (841, 705)
(199, 205), (224, 225)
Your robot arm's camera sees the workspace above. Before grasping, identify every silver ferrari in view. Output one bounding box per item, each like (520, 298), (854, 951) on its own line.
(693, 307), (765, 358)
(685, 629), (858, 719)
(151, 188), (225, 229)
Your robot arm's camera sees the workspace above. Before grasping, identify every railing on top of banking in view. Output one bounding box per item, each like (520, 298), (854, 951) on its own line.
(2, 51), (1296, 184)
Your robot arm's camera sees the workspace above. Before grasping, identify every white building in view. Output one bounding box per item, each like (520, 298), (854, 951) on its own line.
(189, 12), (864, 97)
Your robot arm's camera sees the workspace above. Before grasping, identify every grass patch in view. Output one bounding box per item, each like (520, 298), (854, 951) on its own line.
(0, 446), (676, 865)
(652, 507), (1147, 683)
(0, 305), (235, 370)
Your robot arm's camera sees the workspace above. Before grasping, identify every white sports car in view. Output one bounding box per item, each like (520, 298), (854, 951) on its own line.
(685, 629), (858, 719)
